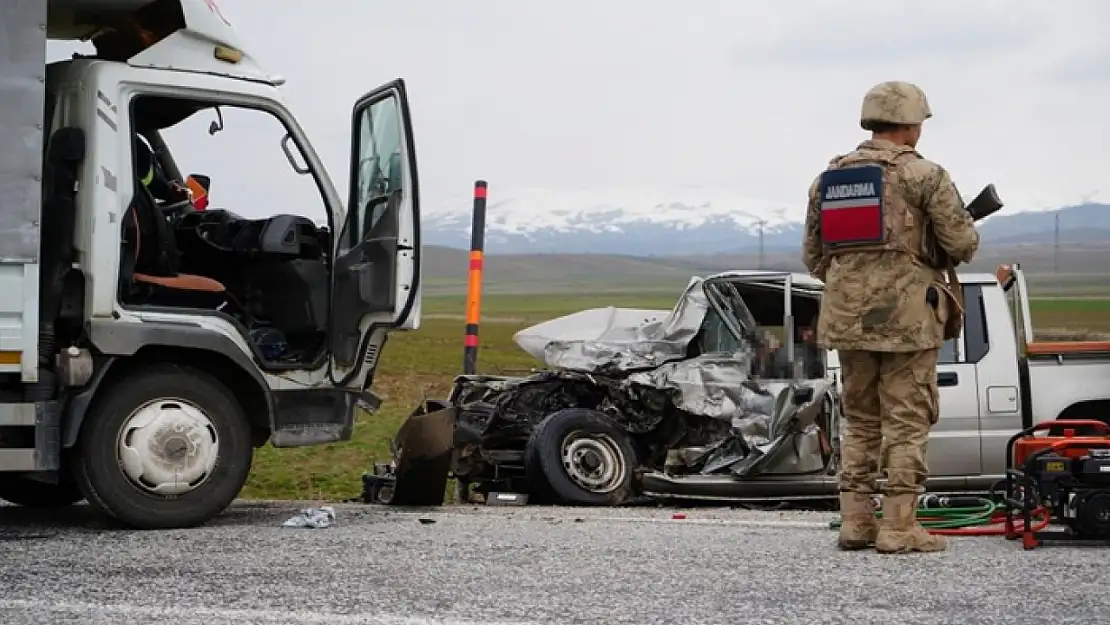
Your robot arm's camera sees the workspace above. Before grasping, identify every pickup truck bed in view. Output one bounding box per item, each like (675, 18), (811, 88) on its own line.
(1026, 341), (1110, 355)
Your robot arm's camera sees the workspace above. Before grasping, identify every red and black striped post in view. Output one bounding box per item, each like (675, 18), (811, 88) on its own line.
(462, 180), (488, 375)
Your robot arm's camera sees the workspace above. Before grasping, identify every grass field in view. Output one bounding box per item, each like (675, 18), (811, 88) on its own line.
(240, 291), (1110, 502)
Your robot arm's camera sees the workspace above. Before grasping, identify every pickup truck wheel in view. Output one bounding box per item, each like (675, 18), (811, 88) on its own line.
(0, 474), (84, 508)
(524, 408), (636, 506)
(72, 364), (253, 529)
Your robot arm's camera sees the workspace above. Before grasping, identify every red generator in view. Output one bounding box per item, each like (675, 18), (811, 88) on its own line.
(1004, 419), (1110, 549)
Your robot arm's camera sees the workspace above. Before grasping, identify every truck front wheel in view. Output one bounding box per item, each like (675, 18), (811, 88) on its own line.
(72, 364), (254, 529)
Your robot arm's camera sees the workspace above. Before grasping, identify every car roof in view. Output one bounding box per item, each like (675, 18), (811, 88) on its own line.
(704, 270), (823, 289)
(705, 269), (997, 288)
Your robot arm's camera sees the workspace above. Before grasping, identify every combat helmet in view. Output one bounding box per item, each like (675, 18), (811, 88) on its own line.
(860, 81), (932, 130)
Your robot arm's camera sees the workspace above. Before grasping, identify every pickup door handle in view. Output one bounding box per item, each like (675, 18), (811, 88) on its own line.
(937, 371), (959, 387)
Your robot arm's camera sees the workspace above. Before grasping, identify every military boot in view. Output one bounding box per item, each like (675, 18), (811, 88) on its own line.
(837, 492), (879, 550)
(875, 493), (948, 554)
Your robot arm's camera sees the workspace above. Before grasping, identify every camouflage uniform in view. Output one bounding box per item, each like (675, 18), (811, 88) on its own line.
(801, 81), (980, 554)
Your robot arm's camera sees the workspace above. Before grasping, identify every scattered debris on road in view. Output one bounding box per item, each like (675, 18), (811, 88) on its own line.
(281, 507), (335, 529)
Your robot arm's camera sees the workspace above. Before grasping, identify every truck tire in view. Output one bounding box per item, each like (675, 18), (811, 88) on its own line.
(71, 364), (253, 529)
(0, 474), (84, 508)
(524, 408), (636, 506)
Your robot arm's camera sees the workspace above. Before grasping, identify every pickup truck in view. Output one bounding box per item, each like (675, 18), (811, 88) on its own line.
(383, 263), (1110, 506)
(641, 262), (1110, 501)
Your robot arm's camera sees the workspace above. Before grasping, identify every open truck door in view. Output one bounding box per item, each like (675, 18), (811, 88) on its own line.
(329, 79), (422, 389)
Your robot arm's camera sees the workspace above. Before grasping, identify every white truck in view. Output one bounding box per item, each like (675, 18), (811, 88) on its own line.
(0, 0), (422, 528)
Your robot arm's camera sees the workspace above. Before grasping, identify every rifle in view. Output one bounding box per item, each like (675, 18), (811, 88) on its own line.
(929, 183), (1004, 341)
(966, 183), (1004, 222)
(926, 183), (1004, 268)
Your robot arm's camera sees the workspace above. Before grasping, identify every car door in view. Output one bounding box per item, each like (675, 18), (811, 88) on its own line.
(928, 326), (982, 477)
(328, 79), (422, 389)
(805, 279), (982, 478)
(867, 325), (981, 480)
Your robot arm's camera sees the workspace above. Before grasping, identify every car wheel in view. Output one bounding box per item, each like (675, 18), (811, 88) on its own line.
(0, 474), (84, 508)
(71, 364), (253, 529)
(524, 408), (636, 506)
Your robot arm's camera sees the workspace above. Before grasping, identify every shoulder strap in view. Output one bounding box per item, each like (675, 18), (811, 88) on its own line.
(943, 265), (965, 341)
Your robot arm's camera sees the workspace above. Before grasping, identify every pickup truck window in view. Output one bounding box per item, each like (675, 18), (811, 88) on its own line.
(939, 339), (957, 363)
(938, 285), (988, 365)
(963, 284), (989, 363)
(936, 284), (990, 366)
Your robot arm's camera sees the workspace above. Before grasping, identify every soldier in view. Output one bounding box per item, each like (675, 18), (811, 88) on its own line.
(801, 81), (980, 553)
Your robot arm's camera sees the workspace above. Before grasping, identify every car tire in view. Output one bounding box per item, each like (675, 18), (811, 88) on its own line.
(0, 474), (84, 508)
(71, 363), (253, 529)
(524, 408), (637, 506)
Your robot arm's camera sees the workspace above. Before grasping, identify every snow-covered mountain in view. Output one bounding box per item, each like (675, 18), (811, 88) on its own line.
(423, 188), (1110, 256)
(424, 187), (806, 255)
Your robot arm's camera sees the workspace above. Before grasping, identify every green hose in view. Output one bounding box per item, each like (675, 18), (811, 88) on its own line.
(828, 497), (1001, 530)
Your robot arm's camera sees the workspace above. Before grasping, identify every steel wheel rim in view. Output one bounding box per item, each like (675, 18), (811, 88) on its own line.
(560, 430), (627, 494)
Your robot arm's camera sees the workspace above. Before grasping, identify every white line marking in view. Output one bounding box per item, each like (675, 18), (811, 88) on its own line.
(0, 599), (538, 625)
(567, 514), (832, 530)
(388, 508), (834, 530)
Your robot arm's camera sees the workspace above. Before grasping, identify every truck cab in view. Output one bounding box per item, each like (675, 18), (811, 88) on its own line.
(0, 0), (422, 528)
(830, 265), (1110, 492)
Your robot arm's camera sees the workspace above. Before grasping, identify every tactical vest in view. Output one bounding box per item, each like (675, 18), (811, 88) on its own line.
(817, 146), (927, 260)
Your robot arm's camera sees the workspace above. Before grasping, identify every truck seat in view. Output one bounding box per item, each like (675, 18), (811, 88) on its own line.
(125, 134), (226, 296)
(127, 208), (225, 294)
(132, 271), (224, 293)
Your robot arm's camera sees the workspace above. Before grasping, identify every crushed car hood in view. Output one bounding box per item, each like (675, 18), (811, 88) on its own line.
(509, 272), (832, 422)
(513, 276), (711, 374)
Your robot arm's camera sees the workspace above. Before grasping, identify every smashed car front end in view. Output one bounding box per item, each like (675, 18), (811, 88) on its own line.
(379, 270), (844, 506)
(640, 377), (842, 503)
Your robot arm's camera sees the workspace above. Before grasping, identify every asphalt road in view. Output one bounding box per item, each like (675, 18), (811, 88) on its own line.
(2, 501), (1109, 625)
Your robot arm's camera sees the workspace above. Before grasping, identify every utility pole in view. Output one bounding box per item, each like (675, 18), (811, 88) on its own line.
(1053, 212), (1059, 275)
(755, 219), (766, 269)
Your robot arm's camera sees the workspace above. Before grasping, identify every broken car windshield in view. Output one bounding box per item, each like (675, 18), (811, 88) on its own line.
(708, 281), (758, 334)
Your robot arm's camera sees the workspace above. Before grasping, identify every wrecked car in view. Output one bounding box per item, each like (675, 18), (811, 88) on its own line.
(367, 270), (846, 507)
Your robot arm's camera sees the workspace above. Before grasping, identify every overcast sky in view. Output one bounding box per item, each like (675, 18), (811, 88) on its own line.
(48, 0), (1110, 222)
